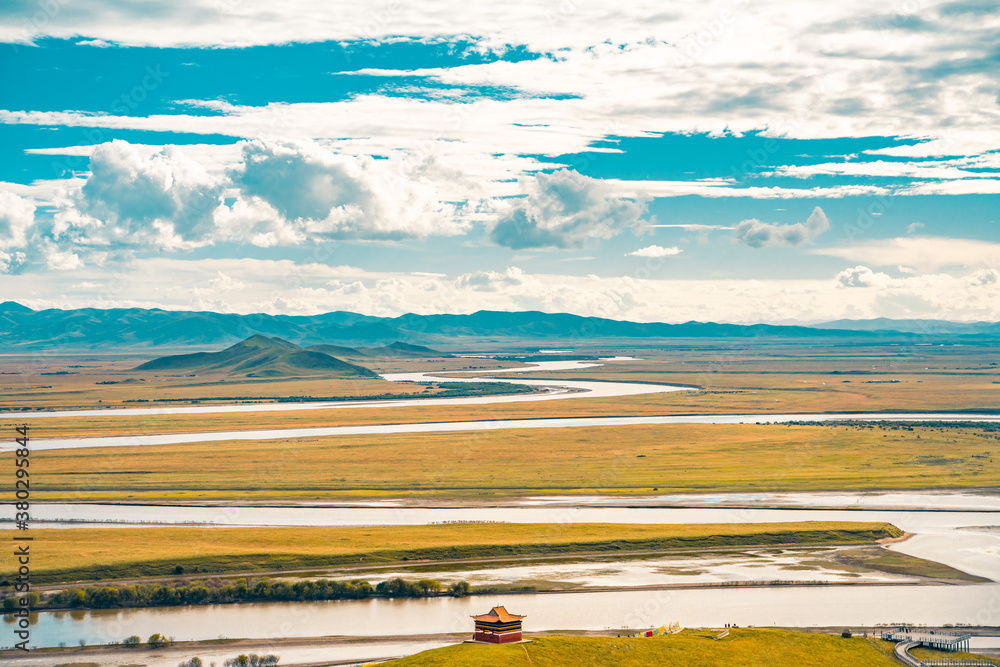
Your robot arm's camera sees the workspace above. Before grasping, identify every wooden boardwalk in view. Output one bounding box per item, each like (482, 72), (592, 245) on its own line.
(881, 630), (996, 667)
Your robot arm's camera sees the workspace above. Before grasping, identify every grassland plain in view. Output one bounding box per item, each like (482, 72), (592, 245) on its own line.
(1, 522), (900, 584)
(13, 366), (1000, 441)
(2, 344), (997, 434)
(383, 630), (913, 667)
(17, 422), (999, 502)
(9, 370), (998, 446)
(0, 353), (518, 411)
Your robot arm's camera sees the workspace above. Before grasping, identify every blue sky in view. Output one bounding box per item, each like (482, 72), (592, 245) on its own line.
(0, 1), (998, 323)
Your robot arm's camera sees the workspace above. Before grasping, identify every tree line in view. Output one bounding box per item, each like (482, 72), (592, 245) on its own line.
(2, 577), (473, 612)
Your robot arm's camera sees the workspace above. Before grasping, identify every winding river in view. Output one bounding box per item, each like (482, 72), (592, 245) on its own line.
(18, 411), (1000, 451)
(5, 359), (999, 655)
(4, 360), (689, 419)
(11, 584), (1000, 650)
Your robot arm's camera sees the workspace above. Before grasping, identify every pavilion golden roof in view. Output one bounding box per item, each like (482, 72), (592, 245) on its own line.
(471, 606), (525, 623)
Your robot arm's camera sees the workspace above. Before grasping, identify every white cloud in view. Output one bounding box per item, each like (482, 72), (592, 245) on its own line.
(966, 267), (999, 287)
(3, 1), (1000, 322)
(4, 257), (999, 323)
(734, 206), (830, 248)
(897, 179), (1000, 196)
(34, 139), (482, 263)
(0, 250), (24, 273)
(627, 245), (682, 258)
(0, 191), (36, 251)
(2, 0), (999, 210)
(226, 139), (466, 242)
(0, 191), (37, 273)
(455, 266), (531, 291)
(72, 140), (222, 249)
(906, 222), (924, 234)
(192, 271), (250, 296)
(489, 170), (648, 249)
(761, 159), (991, 181)
(815, 236), (1000, 270)
(43, 245), (83, 271)
(835, 265), (892, 289)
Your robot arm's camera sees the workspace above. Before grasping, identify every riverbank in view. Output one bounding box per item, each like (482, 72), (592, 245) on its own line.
(2, 521), (901, 584)
(8, 628), (998, 667)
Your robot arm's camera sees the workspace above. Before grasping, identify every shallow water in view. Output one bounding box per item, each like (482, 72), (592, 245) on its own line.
(8, 359), (687, 419)
(341, 547), (915, 588)
(8, 493), (999, 581)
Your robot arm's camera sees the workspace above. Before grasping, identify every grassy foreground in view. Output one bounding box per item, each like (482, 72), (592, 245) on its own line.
(386, 630), (905, 667)
(3, 522), (901, 584)
(20, 422), (999, 502)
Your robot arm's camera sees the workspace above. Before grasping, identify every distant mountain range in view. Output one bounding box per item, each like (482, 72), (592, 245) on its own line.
(814, 318), (1000, 336)
(0, 301), (996, 350)
(136, 335), (380, 378)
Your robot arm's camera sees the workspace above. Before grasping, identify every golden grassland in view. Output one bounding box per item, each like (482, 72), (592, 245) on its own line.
(3, 521), (899, 584)
(10, 370), (999, 442)
(16, 422), (999, 502)
(0, 353), (521, 411)
(7, 367), (998, 442)
(1, 345), (997, 439)
(0, 372), (452, 411)
(384, 630), (919, 667)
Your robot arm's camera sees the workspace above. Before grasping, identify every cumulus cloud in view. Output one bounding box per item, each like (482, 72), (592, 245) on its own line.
(39, 139), (479, 262)
(835, 265), (892, 288)
(0, 191), (36, 272)
(966, 267), (999, 286)
(43, 245), (83, 271)
(226, 139), (465, 242)
(490, 170), (648, 249)
(0, 250), (24, 273)
(192, 271), (250, 296)
(734, 206), (830, 248)
(626, 245), (682, 258)
(0, 191), (37, 250)
(835, 264), (1000, 303)
(75, 140), (223, 248)
(455, 266), (529, 291)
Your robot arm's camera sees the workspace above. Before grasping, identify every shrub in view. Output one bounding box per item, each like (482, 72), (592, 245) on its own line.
(449, 581), (472, 597)
(224, 654), (279, 666)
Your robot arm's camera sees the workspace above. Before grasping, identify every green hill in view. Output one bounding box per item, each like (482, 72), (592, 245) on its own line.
(386, 630), (902, 667)
(134, 335), (378, 378)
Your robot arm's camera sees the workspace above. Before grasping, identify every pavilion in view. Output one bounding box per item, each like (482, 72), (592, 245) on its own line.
(471, 606), (526, 643)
